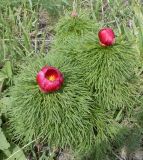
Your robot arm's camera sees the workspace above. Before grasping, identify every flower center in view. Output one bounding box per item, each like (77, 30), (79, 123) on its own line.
(47, 75), (56, 81)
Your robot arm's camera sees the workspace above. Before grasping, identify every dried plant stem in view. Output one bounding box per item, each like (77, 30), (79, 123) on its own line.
(7, 137), (41, 160)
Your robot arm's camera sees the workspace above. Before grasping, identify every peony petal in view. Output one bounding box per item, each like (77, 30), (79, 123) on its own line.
(41, 66), (48, 74)
(36, 71), (45, 85)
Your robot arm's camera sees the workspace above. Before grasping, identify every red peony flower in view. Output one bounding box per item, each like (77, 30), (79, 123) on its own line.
(36, 66), (64, 93)
(98, 28), (115, 46)
(71, 10), (78, 17)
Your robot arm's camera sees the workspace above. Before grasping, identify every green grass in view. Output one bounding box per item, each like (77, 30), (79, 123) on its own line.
(0, 1), (37, 62)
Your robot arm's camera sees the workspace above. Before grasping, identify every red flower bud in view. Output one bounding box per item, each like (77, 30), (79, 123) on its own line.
(71, 10), (78, 17)
(98, 28), (115, 46)
(36, 66), (64, 93)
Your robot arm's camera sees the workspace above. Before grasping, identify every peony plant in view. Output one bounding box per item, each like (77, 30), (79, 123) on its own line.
(7, 52), (121, 159)
(59, 27), (139, 110)
(8, 54), (95, 153)
(54, 10), (98, 45)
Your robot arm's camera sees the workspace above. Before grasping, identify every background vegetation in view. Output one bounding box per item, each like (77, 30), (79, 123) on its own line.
(1, 0), (143, 160)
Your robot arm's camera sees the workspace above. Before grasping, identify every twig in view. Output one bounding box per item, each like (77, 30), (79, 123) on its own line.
(7, 137), (41, 160)
(112, 151), (125, 160)
(90, 0), (96, 20)
(2, 38), (52, 42)
(73, 0), (77, 11)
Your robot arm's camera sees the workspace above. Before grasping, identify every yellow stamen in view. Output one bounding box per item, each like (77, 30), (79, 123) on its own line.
(47, 75), (56, 81)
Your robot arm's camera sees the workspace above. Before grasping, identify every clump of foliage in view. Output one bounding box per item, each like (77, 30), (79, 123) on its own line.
(77, 34), (139, 110)
(8, 54), (94, 153)
(54, 10), (98, 45)
(57, 28), (139, 110)
(7, 52), (124, 159)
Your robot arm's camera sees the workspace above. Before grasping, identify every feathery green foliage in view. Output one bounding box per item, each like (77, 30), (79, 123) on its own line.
(7, 52), (124, 158)
(8, 54), (94, 153)
(59, 32), (139, 110)
(54, 11), (98, 45)
(89, 106), (121, 160)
